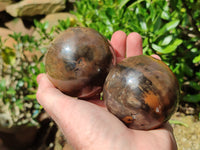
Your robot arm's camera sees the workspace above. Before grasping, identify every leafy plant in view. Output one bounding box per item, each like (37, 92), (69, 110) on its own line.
(0, 33), (44, 126)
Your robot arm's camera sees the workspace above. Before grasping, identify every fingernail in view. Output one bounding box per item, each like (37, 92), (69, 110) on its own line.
(151, 54), (161, 60)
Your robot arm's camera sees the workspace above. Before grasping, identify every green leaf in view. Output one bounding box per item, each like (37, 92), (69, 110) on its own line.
(34, 19), (40, 27)
(25, 94), (36, 100)
(0, 78), (6, 90)
(189, 81), (200, 90)
(118, 0), (130, 9)
(152, 38), (182, 54)
(161, 11), (170, 20)
(105, 7), (115, 19)
(152, 43), (162, 52)
(183, 94), (200, 103)
(153, 16), (162, 32)
(161, 2), (170, 20)
(2, 47), (16, 65)
(196, 72), (200, 80)
(193, 54), (200, 63)
(15, 99), (23, 110)
(128, 0), (146, 8)
(161, 35), (173, 46)
(183, 64), (193, 77)
(39, 62), (45, 73)
(43, 21), (49, 30)
(156, 20), (180, 35)
(7, 88), (16, 95)
(165, 20), (180, 31)
(169, 120), (188, 127)
(162, 38), (182, 53)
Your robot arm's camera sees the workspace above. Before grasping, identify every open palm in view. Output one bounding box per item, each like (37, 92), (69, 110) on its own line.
(36, 31), (177, 150)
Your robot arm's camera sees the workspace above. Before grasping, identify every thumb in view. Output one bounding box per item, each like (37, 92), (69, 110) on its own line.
(36, 73), (75, 121)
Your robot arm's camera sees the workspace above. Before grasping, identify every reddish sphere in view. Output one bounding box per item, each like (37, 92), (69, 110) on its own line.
(103, 55), (179, 130)
(45, 27), (116, 99)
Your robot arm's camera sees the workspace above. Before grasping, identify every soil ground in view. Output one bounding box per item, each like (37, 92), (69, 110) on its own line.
(171, 113), (200, 150)
(171, 103), (200, 150)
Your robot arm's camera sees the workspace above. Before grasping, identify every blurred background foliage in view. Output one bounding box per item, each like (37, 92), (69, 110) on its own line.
(0, 0), (199, 127)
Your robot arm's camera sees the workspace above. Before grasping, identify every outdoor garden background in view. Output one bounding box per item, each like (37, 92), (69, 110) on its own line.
(0, 0), (199, 149)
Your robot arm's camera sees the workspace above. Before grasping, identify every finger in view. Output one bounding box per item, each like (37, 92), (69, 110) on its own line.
(126, 32), (143, 57)
(151, 54), (161, 60)
(110, 30), (127, 63)
(36, 73), (75, 119)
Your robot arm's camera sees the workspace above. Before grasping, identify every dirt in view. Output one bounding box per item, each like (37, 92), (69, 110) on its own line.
(170, 104), (200, 150)
(171, 113), (200, 150)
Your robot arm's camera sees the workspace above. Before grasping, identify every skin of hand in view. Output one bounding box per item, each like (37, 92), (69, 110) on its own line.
(36, 31), (178, 150)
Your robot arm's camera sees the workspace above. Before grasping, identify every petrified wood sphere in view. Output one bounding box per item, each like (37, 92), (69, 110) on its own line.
(45, 27), (116, 99)
(103, 55), (179, 130)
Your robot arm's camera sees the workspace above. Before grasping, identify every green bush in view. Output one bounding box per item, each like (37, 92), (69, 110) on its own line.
(0, 33), (45, 127)
(73, 0), (200, 103)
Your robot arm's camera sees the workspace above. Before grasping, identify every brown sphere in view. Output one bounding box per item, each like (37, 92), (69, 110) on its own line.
(103, 55), (179, 130)
(45, 27), (116, 99)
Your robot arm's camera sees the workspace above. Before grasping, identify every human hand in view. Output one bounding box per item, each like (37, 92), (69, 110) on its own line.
(36, 31), (177, 150)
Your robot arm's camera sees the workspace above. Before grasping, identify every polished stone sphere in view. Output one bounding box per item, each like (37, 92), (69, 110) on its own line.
(45, 27), (116, 99)
(103, 55), (179, 130)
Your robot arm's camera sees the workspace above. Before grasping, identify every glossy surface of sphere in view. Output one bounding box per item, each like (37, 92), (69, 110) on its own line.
(45, 27), (116, 99)
(103, 55), (179, 130)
